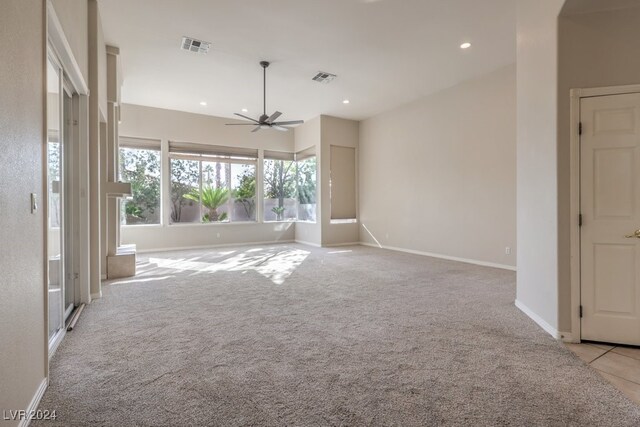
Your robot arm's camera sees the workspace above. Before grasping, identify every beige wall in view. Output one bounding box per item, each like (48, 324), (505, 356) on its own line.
(359, 64), (516, 268)
(515, 0), (565, 333)
(0, 1), (47, 423)
(51, 0), (88, 84)
(321, 116), (359, 246)
(557, 5), (640, 332)
(119, 103), (296, 251)
(120, 104), (294, 152)
(294, 117), (322, 246)
(97, 9), (108, 119)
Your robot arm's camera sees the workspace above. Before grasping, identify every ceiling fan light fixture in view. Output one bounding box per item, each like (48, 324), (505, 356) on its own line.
(225, 61), (304, 132)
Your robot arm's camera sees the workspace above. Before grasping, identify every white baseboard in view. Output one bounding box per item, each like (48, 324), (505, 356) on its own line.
(359, 242), (516, 271)
(515, 299), (560, 339)
(19, 378), (48, 427)
(324, 242), (361, 248)
(295, 240), (322, 248)
(100, 274), (107, 280)
(135, 240), (296, 254)
(90, 291), (102, 300)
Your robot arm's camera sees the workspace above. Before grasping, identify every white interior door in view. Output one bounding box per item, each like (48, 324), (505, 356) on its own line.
(581, 92), (640, 345)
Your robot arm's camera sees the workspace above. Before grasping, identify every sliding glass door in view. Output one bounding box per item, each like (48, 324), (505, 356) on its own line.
(47, 56), (65, 342)
(47, 53), (79, 349)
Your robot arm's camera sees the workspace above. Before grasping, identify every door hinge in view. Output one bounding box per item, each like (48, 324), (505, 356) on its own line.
(578, 213), (583, 227)
(579, 305), (583, 318)
(579, 122), (583, 135)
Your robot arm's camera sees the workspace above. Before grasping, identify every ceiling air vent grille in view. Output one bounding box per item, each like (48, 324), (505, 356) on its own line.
(312, 71), (337, 84)
(180, 36), (211, 54)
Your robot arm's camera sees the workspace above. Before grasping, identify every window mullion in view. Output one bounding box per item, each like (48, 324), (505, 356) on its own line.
(199, 160), (203, 223)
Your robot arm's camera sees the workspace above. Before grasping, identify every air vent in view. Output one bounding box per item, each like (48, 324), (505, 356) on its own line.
(312, 71), (337, 84)
(180, 36), (211, 54)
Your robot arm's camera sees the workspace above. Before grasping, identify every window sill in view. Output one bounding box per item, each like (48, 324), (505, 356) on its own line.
(168, 221), (259, 227)
(330, 219), (358, 224)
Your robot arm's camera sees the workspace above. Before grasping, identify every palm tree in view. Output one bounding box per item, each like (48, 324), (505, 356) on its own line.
(184, 185), (230, 222)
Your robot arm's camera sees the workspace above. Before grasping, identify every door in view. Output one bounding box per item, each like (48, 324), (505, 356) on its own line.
(47, 56), (65, 343)
(581, 92), (640, 345)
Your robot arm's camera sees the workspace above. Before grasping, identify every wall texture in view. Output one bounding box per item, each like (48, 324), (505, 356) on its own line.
(119, 104), (296, 251)
(359, 64), (516, 268)
(51, 0), (88, 84)
(0, 0), (47, 422)
(515, 0), (565, 334)
(557, 5), (640, 333)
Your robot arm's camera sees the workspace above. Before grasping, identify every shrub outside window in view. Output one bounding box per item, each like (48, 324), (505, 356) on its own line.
(119, 142), (161, 225)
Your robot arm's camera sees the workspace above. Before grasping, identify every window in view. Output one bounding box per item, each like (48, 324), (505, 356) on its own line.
(263, 151), (297, 222)
(296, 148), (317, 222)
(169, 142), (258, 224)
(330, 145), (357, 220)
(119, 138), (161, 225)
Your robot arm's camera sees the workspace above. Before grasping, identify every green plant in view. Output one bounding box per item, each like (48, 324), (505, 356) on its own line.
(232, 172), (256, 220)
(272, 206), (285, 221)
(125, 202), (143, 221)
(264, 159), (296, 215)
(184, 185), (230, 222)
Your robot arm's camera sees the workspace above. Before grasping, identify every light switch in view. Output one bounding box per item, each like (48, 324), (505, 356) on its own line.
(31, 193), (38, 213)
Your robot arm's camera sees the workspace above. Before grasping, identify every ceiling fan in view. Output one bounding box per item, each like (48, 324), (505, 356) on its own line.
(226, 61), (304, 132)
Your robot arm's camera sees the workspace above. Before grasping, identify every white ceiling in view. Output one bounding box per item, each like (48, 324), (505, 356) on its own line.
(99, 0), (515, 122)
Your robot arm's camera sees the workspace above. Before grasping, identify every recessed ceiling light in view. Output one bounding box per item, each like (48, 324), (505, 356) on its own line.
(343, 99), (350, 104)
(460, 42), (471, 49)
(241, 108), (248, 113)
(199, 101), (207, 106)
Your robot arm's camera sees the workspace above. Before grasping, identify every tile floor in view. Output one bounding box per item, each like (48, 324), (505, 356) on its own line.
(565, 342), (640, 404)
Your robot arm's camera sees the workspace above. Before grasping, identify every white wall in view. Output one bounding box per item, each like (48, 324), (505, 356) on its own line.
(0, 1), (47, 423)
(359, 64), (516, 268)
(119, 104), (296, 251)
(516, 0), (565, 334)
(557, 4), (640, 332)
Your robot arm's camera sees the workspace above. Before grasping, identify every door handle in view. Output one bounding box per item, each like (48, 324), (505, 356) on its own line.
(625, 229), (640, 238)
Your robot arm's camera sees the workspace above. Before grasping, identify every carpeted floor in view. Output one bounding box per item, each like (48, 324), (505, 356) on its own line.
(36, 244), (640, 426)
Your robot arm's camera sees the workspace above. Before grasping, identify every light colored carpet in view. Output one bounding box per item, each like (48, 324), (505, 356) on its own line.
(36, 244), (640, 426)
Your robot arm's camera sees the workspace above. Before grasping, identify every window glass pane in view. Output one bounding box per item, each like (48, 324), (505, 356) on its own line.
(297, 156), (317, 222)
(263, 159), (297, 221)
(199, 161), (230, 222)
(119, 147), (161, 225)
(170, 158), (200, 223)
(231, 163), (256, 222)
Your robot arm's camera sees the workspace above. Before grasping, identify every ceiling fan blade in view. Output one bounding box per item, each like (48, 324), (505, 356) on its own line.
(266, 111), (282, 123)
(251, 126), (261, 133)
(234, 113), (260, 123)
(272, 120), (304, 126)
(272, 125), (289, 132)
(226, 123), (259, 126)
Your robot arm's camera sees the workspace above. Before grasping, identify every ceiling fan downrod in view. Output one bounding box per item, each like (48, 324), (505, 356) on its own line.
(260, 61), (269, 121)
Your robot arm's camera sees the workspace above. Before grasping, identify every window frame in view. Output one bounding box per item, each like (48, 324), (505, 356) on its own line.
(118, 139), (163, 227)
(168, 152), (258, 225)
(262, 154), (298, 223)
